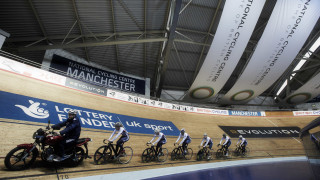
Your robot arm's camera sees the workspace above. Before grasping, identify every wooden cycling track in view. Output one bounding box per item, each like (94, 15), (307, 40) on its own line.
(0, 69), (319, 180)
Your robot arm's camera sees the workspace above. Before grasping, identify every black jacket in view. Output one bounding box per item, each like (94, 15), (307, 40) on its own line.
(52, 116), (81, 140)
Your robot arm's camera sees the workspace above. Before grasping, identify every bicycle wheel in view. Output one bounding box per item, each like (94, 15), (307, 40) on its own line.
(225, 149), (232, 159)
(196, 149), (204, 161)
(184, 148), (193, 160)
(207, 149), (214, 160)
(233, 147), (240, 157)
(157, 148), (168, 162)
(141, 148), (153, 163)
(243, 147), (250, 157)
(94, 145), (112, 165)
(118, 146), (133, 164)
(171, 148), (179, 161)
(216, 149), (223, 159)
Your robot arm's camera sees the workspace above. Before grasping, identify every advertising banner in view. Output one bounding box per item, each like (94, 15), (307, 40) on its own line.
(285, 73), (320, 104)
(220, 0), (320, 104)
(184, 0), (265, 102)
(50, 54), (146, 95)
(228, 110), (266, 116)
(0, 56), (66, 86)
(65, 78), (108, 96)
(0, 91), (179, 136)
(293, 110), (320, 116)
(219, 126), (300, 138)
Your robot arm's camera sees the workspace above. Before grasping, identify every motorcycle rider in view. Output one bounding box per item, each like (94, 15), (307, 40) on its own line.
(52, 109), (81, 162)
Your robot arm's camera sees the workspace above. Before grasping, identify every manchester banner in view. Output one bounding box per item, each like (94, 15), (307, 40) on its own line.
(49, 54), (146, 95)
(184, 0), (265, 102)
(220, 0), (320, 104)
(285, 72), (320, 104)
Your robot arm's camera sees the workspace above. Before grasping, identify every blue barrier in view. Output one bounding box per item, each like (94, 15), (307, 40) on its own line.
(0, 91), (179, 136)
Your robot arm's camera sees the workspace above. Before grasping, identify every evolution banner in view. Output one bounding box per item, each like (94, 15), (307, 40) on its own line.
(220, 0), (320, 104)
(219, 126), (300, 138)
(49, 54), (146, 95)
(285, 73), (320, 104)
(184, 0), (265, 102)
(0, 91), (179, 136)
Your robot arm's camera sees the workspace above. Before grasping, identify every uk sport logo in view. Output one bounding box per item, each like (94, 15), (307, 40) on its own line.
(15, 100), (49, 119)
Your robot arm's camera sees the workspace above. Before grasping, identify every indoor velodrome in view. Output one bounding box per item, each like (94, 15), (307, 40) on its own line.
(0, 0), (320, 179)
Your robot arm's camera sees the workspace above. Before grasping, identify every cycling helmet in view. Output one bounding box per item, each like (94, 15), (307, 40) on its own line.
(204, 133), (207, 136)
(154, 129), (160, 134)
(115, 122), (122, 127)
(180, 128), (185, 132)
(223, 133), (226, 137)
(239, 135), (243, 138)
(68, 109), (77, 115)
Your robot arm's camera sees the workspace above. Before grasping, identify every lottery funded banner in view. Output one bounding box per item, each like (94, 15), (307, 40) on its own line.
(184, 0), (265, 102)
(285, 72), (320, 104)
(0, 90), (180, 136)
(220, 0), (320, 104)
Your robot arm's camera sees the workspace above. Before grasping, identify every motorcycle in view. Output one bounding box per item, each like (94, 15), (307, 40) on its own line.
(4, 120), (91, 171)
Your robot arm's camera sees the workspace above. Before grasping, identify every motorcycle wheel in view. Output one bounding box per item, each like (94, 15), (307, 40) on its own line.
(4, 147), (38, 171)
(70, 147), (85, 166)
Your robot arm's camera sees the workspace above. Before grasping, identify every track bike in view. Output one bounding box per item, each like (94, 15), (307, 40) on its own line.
(171, 144), (193, 161)
(94, 139), (133, 164)
(141, 143), (168, 163)
(216, 144), (232, 159)
(233, 145), (250, 157)
(196, 146), (214, 161)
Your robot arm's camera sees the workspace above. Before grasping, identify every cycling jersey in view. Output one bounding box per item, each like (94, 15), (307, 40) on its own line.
(237, 137), (247, 146)
(150, 132), (167, 145)
(200, 137), (213, 147)
(109, 127), (129, 142)
(176, 132), (191, 146)
(220, 136), (231, 145)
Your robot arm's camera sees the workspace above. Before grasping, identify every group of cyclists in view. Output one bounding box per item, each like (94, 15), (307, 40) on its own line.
(54, 110), (248, 162)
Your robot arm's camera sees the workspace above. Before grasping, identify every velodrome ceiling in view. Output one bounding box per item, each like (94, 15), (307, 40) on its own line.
(0, 0), (319, 107)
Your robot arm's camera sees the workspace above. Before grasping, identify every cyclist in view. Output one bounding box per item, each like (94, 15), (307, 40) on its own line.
(199, 133), (213, 160)
(199, 133), (213, 150)
(52, 109), (81, 162)
(217, 133), (231, 156)
(108, 122), (129, 158)
(174, 128), (191, 154)
(148, 129), (167, 156)
(237, 135), (248, 154)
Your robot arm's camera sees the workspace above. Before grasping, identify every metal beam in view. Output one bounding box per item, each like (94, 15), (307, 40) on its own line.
(191, 0), (223, 82)
(27, 0), (49, 44)
(144, 0), (147, 78)
(71, 0), (90, 62)
(7, 30), (165, 42)
(118, 0), (144, 31)
(292, 63), (320, 73)
(156, 0), (182, 98)
(18, 38), (167, 52)
(110, 0), (120, 72)
(173, 42), (191, 87)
